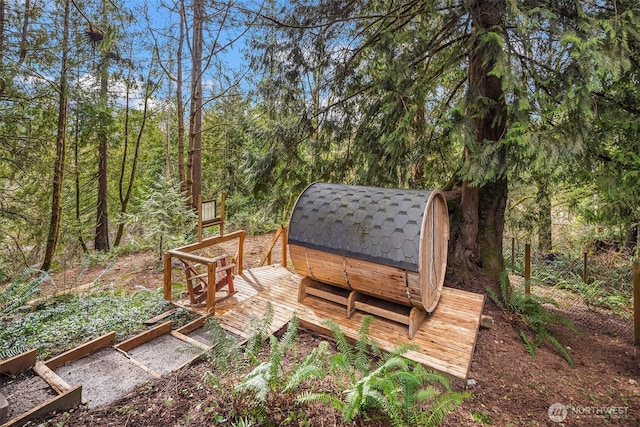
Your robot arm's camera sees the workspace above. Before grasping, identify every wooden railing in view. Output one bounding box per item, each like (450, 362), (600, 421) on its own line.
(258, 225), (288, 267)
(163, 230), (245, 314)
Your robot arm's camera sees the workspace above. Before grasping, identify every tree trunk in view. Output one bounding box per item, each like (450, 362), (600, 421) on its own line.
(95, 3), (110, 251)
(0, 0), (5, 55)
(115, 73), (155, 247)
(449, 0), (508, 285)
(41, 0), (70, 271)
(165, 56), (172, 180)
(114, 68), (132, 248)
(534, 174), (552, 253)
(17, 0), (30, 67)
(177, 3), (186, 194)
(74, 112), (88, 253)
(188, 0), (203, 209)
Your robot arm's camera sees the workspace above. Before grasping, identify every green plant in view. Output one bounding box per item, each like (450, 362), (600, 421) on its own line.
(235, 315), (302, 400)
(202, 317), (243, 376)
(489, 271), (579, 367)
(244, 302), (275, 364)
(298, 316), (469, 426)
(0, 267), (48, 317)
(0, 287), (171, 359)
(471, 410), (491, 424)
(127, 177), (196, 261)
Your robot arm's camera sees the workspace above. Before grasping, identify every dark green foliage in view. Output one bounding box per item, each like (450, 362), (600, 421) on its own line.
(489, 271), (579, 367)
(298, 316), (469, 426)
(126, 177), (197, 261)
(235, 315), (301, 401)
(244, 302), (275, 364)
(0, 287), (171, 360)
(202, 317), (243, 375)
(0, 268), (47, 317)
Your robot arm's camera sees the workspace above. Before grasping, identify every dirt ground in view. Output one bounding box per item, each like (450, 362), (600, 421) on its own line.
(29, 233), (640, 425)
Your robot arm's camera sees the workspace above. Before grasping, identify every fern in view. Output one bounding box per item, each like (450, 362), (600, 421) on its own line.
(519, 329), (537, 356)
(354, 315), (374, 372)
(244, 302), (274, 364)
(0, 344), (32, 361)
(0, 268), (48, 317)
(321, 319), (355, 367)
(235, 362), (271, 401)
(494, 270), (578, 367)
(235, 315), (309, 402)
(284, 341), (329, 392)
(419, 390), (472, 427)
(296, 390), (344, 412)
(544, 334), (576, 368)
(202, 317), (242, 374)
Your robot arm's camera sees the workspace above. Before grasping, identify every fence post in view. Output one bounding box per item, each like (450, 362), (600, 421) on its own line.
(634, 260), (640, 346)
(583, 251), (588, 283)
(524, 243), (531, 295)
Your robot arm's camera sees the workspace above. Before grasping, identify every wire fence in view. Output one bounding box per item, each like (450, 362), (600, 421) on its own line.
(506, 239), (635, 345)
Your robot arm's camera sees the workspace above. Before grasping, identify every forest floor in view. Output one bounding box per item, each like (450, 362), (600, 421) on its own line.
(30, 233), (640, 426)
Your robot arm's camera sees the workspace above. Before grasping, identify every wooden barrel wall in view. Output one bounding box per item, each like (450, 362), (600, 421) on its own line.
(288, 183), (449, 312)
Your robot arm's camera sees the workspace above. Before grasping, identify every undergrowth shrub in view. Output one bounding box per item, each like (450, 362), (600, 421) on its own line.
(489, 271), (579, 367)
(0, 287), (171, 359)
(201, 309), (465, 426)
(298, 317), (469, 427)
(127, 177), (197, 261)
(506, 241), (633, 315)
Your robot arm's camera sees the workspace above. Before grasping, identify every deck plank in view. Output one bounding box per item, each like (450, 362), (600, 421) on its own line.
(194, 265), (483, 379)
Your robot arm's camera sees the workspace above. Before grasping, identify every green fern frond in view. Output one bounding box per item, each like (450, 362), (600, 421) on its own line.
(267, 334), (283, 387)
(284, 364), (325, 392)
(415, 367), (453, 392)
(235, 362), (272, 402)
(244, 302), (274, 363)
(417, 390), (471, 427)
(414, 390), (471, 427)
(322, 319), (354, 364)
(386, 342), (418, 360)
(203, 317), (241, 372)
(296, 391), (344, 412)
(519, 329), (537, 356)
(500, 269), (512, 306)
(0, 268), (47, 316)
(544, 334), (575, 368)
(279, 314), (299, 353)
(0, 344), (32, 361)
(354, 315), (374, 371)
(414, 385), (441, 404)
(486, 286), (502, 308)
(547, 312), (579, 334)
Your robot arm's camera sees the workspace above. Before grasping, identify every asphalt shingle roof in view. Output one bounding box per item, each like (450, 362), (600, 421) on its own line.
(288, 183), (435, 272)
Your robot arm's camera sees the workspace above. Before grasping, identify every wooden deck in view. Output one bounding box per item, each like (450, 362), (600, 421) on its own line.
(185, 265), (484, 379)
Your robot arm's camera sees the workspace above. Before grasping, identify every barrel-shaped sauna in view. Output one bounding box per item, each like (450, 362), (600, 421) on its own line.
(288, 182), (449, 314)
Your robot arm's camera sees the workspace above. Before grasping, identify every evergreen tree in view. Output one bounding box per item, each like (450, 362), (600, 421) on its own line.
(249, 0), (640, 286)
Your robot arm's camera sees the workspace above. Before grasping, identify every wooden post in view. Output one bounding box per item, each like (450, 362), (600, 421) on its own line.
(197, 194), (203, 242)
(281, 226), (288, 267)
(634, 261), (640, 346)
(583, 251), (588, 283)
(524, 243), (531, 295)
(163, 252), (172, 302)
(206, 261), (216, 314)
(511, 237), (515, 270)
(219, 191), (226, 236)
(237, 230), (244, 274)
